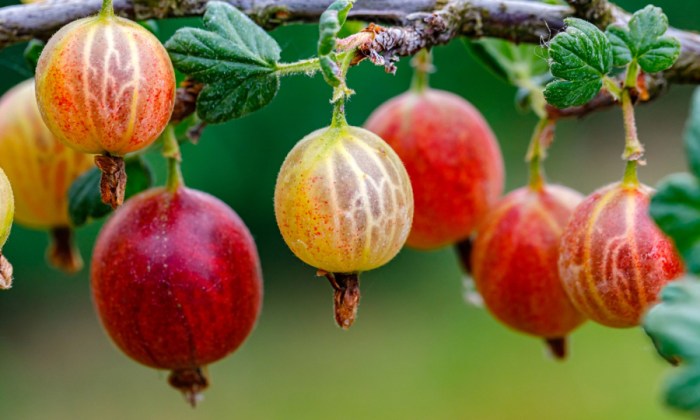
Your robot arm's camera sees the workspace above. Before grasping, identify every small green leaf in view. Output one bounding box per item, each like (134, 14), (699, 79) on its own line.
(650, 174), (700, 275)
(138, 20), (159, 36)
(68, 168), (111, 227)
(68, 158), (153, 227)
(665, 364), (700, 413)
(605, 6), (680, 73)
(23, 39), (45, 73)
(165, 1), (282, 123)
(644, 278), (700, 364)
(544, 18), (612, 108)
(686, 88), (700, 178)
(318, 0), (353, 87)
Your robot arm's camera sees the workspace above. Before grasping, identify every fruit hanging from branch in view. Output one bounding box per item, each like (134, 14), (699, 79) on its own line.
(34, 0), (175, 209)
(543, 7), (684, 328)
(91, 128), (263, 406)
(471, 116), (585, 358)
(364, 49), (504, 250)
(275, 0), (413, 329)
(0, 79), (94, 273)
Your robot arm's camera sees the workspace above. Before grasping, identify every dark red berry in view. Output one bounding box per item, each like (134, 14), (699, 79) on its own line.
(91, 186), (262, 405)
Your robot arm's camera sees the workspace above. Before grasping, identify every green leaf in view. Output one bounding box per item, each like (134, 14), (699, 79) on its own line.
(68, 158), (153, 227)
(23, 39), (45, 73)
(650, 174), (700, 275)
(68, 168), (111, 227)
(165, 1), (282, 123)
(544, 18), (612, 108)
(644, 278), (700, 365)
(318, 0), (353, 87)
(686, 88), (700, 178)
(605, 6), (680, 73)
(665, 364), (700, 413)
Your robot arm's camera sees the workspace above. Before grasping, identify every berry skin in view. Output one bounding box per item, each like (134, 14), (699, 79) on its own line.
(559, 182), (684, 328)
(91, 187), (262, 404)
(364, 88), (504, 249)
(274, 124), (413, 328)
(471, 185), (585, 358)
(35, 14), (175, 156)
(0, 168), (12, 250)
(0, 167), (14, 289)
(0, 80), (94, 272)
(275, 125), (413, 273)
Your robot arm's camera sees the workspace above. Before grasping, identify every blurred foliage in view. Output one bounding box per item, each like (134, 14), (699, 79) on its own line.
(0, 0), (696, 418)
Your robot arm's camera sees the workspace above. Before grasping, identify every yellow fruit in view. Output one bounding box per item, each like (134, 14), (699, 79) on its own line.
(275, 125), (414, 273)
(0, 80), (94, 272)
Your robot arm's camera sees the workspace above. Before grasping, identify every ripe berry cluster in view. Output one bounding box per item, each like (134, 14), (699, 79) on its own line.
(0, 0), (688, 408)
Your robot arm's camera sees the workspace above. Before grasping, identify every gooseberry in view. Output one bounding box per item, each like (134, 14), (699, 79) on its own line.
(274, 124), (413, 328)
(558, 181), (684, 328)
(0, 79), (94, 273)
(35, 6), (176, 208)
(471, 184), (585, 358)
(364, 88), (504, 249)
(0, 166), (14, 289)
(91, 186), (262, 404)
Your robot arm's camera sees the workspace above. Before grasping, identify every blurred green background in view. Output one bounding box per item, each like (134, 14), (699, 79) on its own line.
(0, 0), (697, 418)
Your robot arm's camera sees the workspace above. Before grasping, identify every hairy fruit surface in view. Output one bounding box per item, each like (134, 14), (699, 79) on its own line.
(365, 88), (504, 249)
(0, 80), (93, 272)
(559, 182), (684, 328)
(471, 185), (585, 358)
(275, 125), (413, 274)
(35, 14), (175, 156)
(91, 187), (263, 404)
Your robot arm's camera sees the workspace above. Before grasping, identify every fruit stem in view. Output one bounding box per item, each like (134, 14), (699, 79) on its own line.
(0, 251), (13, 290)
(100, 0), (114, 17)
(330, 97), (348, 128)
(526, 117), (555, 191)
(321, 271), (360, 329)
(47, 227), (83, 274)
(275, 58), (322, 76)
(168, 367), (209, 407)
(94, 154), (126, 209)
(621, 88), (644, 162)
(622, 160), (639, 187)
(411, 48), (433, 93)
(162, 125), (184, 192)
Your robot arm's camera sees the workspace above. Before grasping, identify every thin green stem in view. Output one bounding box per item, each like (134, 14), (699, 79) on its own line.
(275, 58), (322, 76)
(162, 125), (184, 192)
(100, 0), (114, 17)
(411, 48), (432, 93)
(328, 51), (356, 129)
(622, 160), (639, 187)
(625, 60), (640, 89)
(526, 117), (555, 191)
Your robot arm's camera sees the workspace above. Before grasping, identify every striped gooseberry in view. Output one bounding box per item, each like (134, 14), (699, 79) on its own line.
(471, 184), (585, 358)
(35, 3), (175, 208)
(274, 124), (413, 328)
(365, 88), (504, 249)
(559, 181), (684, 328)
(0, 80), (94, 273)
(0, 167), (14, 289)
(91, 186), (262, 405)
